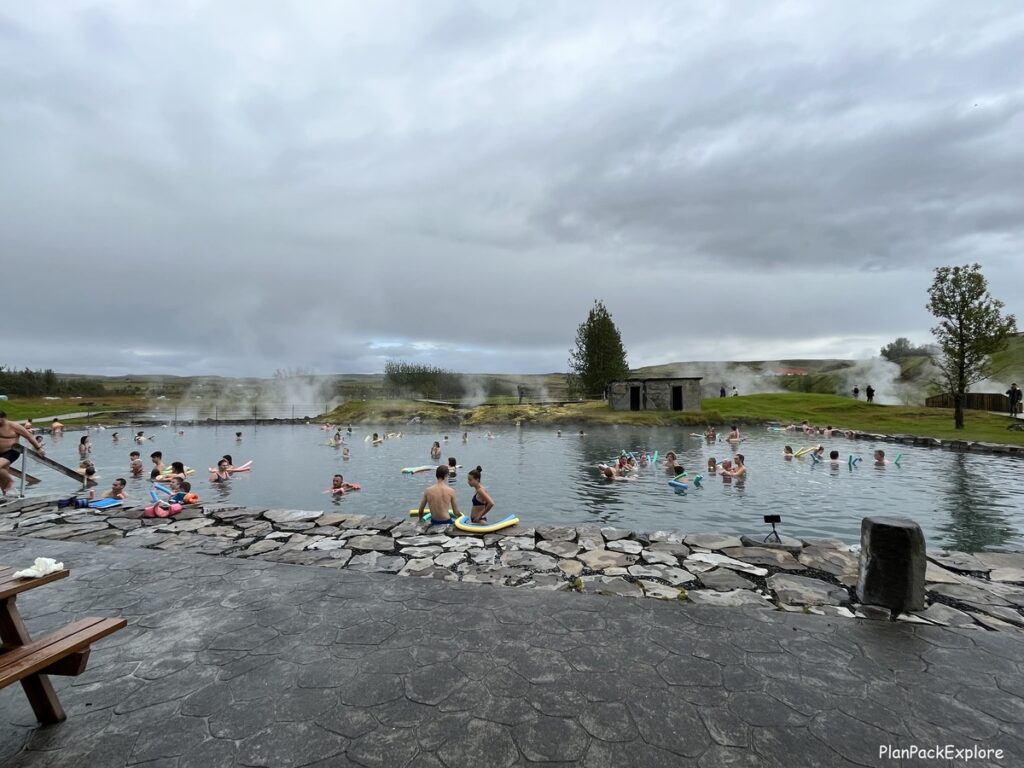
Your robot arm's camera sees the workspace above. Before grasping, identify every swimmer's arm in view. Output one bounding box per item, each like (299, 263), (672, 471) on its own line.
(450, 496), (462, 520)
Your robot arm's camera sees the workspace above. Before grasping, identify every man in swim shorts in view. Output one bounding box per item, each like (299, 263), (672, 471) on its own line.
(0, 411), (47, 494)
(418, 465), (461, 528)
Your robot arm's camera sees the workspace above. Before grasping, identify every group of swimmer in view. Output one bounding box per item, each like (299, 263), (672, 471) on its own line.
(783, 445), (898, 467)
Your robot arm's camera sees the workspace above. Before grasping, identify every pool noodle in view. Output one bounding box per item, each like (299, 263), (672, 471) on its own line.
(894, 454), (902, 466)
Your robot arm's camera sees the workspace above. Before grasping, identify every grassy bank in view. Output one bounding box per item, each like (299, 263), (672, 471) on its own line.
(0, 396), (150, 421)
(326, 395), (1022, 444)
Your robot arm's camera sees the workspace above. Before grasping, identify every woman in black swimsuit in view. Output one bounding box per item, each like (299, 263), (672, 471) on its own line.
(467, 466), (494, 523)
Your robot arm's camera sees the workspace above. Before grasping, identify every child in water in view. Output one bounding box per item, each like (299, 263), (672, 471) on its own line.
(829, 450), (841, 466)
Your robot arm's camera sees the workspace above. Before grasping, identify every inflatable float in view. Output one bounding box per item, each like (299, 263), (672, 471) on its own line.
(208, 460), (253, 473)
(157, 466), (195, 477)
(454, 513), (519, 534)
(401, 466), (434, 475)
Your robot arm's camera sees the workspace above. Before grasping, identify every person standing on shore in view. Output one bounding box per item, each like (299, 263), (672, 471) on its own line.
(865, 385), (875, 403)
(0, 411), (47, 494)
(852, 386), (860, 399)
(1007, 383), (1022, 417)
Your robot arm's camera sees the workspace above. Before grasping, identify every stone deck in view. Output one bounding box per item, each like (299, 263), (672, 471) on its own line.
(1, 536), (1022, 767)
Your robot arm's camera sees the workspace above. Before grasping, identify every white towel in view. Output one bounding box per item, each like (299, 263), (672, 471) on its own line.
(13, 557), (65, 579)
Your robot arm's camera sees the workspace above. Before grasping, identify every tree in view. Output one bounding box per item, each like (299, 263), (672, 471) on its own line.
(880, 337), (916, 361)
(926, 264), (1017, 429)
(567, 300), (629, 398)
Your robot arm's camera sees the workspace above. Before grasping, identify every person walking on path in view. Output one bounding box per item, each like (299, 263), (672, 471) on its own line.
(865, 384), (875, 403)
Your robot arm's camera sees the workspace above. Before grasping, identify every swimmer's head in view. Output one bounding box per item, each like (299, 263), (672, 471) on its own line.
(130, 451), (140, 459)
(180, 481), (191, 493)
(784, 446), (793, 454)
(332, 474), (343, 486)
(874, 449), (885, 460)
(448, 457), (457, 468)
(829, 450), (839, 460)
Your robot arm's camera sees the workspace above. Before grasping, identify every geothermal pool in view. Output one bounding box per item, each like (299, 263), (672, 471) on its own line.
(20, 424), (1024, 552)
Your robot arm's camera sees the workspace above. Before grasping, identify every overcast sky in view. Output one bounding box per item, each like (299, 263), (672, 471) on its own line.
(2, 1), (1022, 377)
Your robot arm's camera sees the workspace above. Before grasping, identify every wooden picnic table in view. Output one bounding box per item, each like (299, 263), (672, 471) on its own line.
(0, 563), (126, 724)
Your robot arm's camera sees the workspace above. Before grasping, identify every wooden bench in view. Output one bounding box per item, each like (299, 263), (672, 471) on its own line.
(0, 564), (127, 724)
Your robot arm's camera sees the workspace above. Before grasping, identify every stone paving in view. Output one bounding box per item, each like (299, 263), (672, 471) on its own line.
(1, 536), (1023, 767)
(2, 495), (1023, 634)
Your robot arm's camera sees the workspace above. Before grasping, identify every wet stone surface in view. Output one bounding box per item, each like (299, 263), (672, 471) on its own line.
(0, 534), (1022, 766)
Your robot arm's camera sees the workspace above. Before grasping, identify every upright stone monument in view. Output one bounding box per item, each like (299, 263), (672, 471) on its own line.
(857, 516), (926, 616)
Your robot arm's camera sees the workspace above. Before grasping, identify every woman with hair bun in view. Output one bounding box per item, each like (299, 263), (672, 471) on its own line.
(467, 465), (494, 524)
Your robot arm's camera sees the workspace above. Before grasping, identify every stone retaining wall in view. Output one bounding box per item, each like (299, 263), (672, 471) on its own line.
(2, 495), (1022, 634)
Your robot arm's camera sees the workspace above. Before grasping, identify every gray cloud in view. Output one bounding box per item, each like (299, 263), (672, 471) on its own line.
(1, 2), (1022, 376)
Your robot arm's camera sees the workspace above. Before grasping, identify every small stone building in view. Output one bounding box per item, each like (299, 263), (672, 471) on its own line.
(607, 377), (703, 412)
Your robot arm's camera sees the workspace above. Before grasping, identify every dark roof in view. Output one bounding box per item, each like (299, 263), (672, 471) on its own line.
(617, 377), (703, 383)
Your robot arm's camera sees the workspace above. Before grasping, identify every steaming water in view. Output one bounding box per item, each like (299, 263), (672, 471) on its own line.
(23, 425), (1024, 553)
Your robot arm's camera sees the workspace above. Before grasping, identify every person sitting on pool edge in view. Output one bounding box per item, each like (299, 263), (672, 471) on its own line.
(467, 466), (494, 523)
(417, 465), (460, 528)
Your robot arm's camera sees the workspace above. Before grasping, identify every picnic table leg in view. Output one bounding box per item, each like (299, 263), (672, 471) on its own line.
(0, 598), (66, 724)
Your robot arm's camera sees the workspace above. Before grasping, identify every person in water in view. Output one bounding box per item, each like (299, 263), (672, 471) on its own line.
(601, 466), (633, 481)
(707, 457), (718, 473)
(721, 454), (747, 479)
(828, 450), (841, 466)
(329, 473), (359, 494)
(235, 431), (243, 442)
(703, 425), (716, 440)
(727, 425), (741, 441)
(163, 461), (187, 482)
(129, 451), (144, 477)
(149, 451), (165, 479)
(462, 432), (469, 443)
(51, 418), (65, 435)
(430, 441), (442, 460)
(783, 446), (794, 459)
(447, 457), (458, 481)
(78, 435), (91, 457)
(418, 465), (461, 528)
(467, 466), (494, 523)
(663, 451), (679, 472)
(0, 410), (47, 494)
(210, 459), (231, 483)
(874, 449), (890, 466)
(102, 478), (127, 500)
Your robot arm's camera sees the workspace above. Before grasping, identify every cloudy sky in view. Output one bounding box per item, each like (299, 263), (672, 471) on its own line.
(2, 1), (1022, 376)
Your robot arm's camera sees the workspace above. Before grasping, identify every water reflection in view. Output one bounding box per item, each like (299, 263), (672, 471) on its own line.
(935, 453), (1018, 552)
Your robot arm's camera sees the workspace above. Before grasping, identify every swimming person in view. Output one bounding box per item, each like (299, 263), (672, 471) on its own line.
(783, 446), (794, 460)
(462, 432), (469, 443)
(129, 451), (144, 477)
(342, 445), (350, 460)
(111, 432), (120, 442)
(235, 432), (243, 442)
(417, 465), (460, 528)
(430, 441), (442, 460)
(874, 449), (890, 466)
(707, 457), (718, 473)
(329, 474), (359, 494)
(703, 425), (716, 440)
(467, 466), (494, 523)
(727, 425), (741, 441)
(210, 460), (231, 483)
(51, 418), (65, 435)
(447, 457), (458, 482)
(663, 451), (678, 472)
(601, 466), (634, 482)
(828, 450), (841, 466)
(78, 435), (91, 457)
(164, 461), (187, 482)
(0, 410), (47, 495)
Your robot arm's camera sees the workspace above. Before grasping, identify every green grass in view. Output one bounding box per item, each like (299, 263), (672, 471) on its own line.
(0, 396), (150, 421)
(323, 399), (463, 425)
(989, 335), (1024, 383)
(463, 401), (721, 427)
(713, 393), (1023, 444)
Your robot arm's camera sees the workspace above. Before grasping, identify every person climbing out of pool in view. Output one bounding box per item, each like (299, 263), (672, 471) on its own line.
(78, 435), (91, 458)
(783, 446), (794, 460)
(707, 457), (718, 473)
(0, 410), (47, 495)
(149, 451), (165, 479)
(210, 459), (231, 483)
(828, 450), (841, 467)
(447, 457), (458, 482)
(129, 451), (144, 477)
(430, 441), (442, 460)
(721, 454), (746, 479)
(467, 466), (494, 524)
(417, 465), (460, 528)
